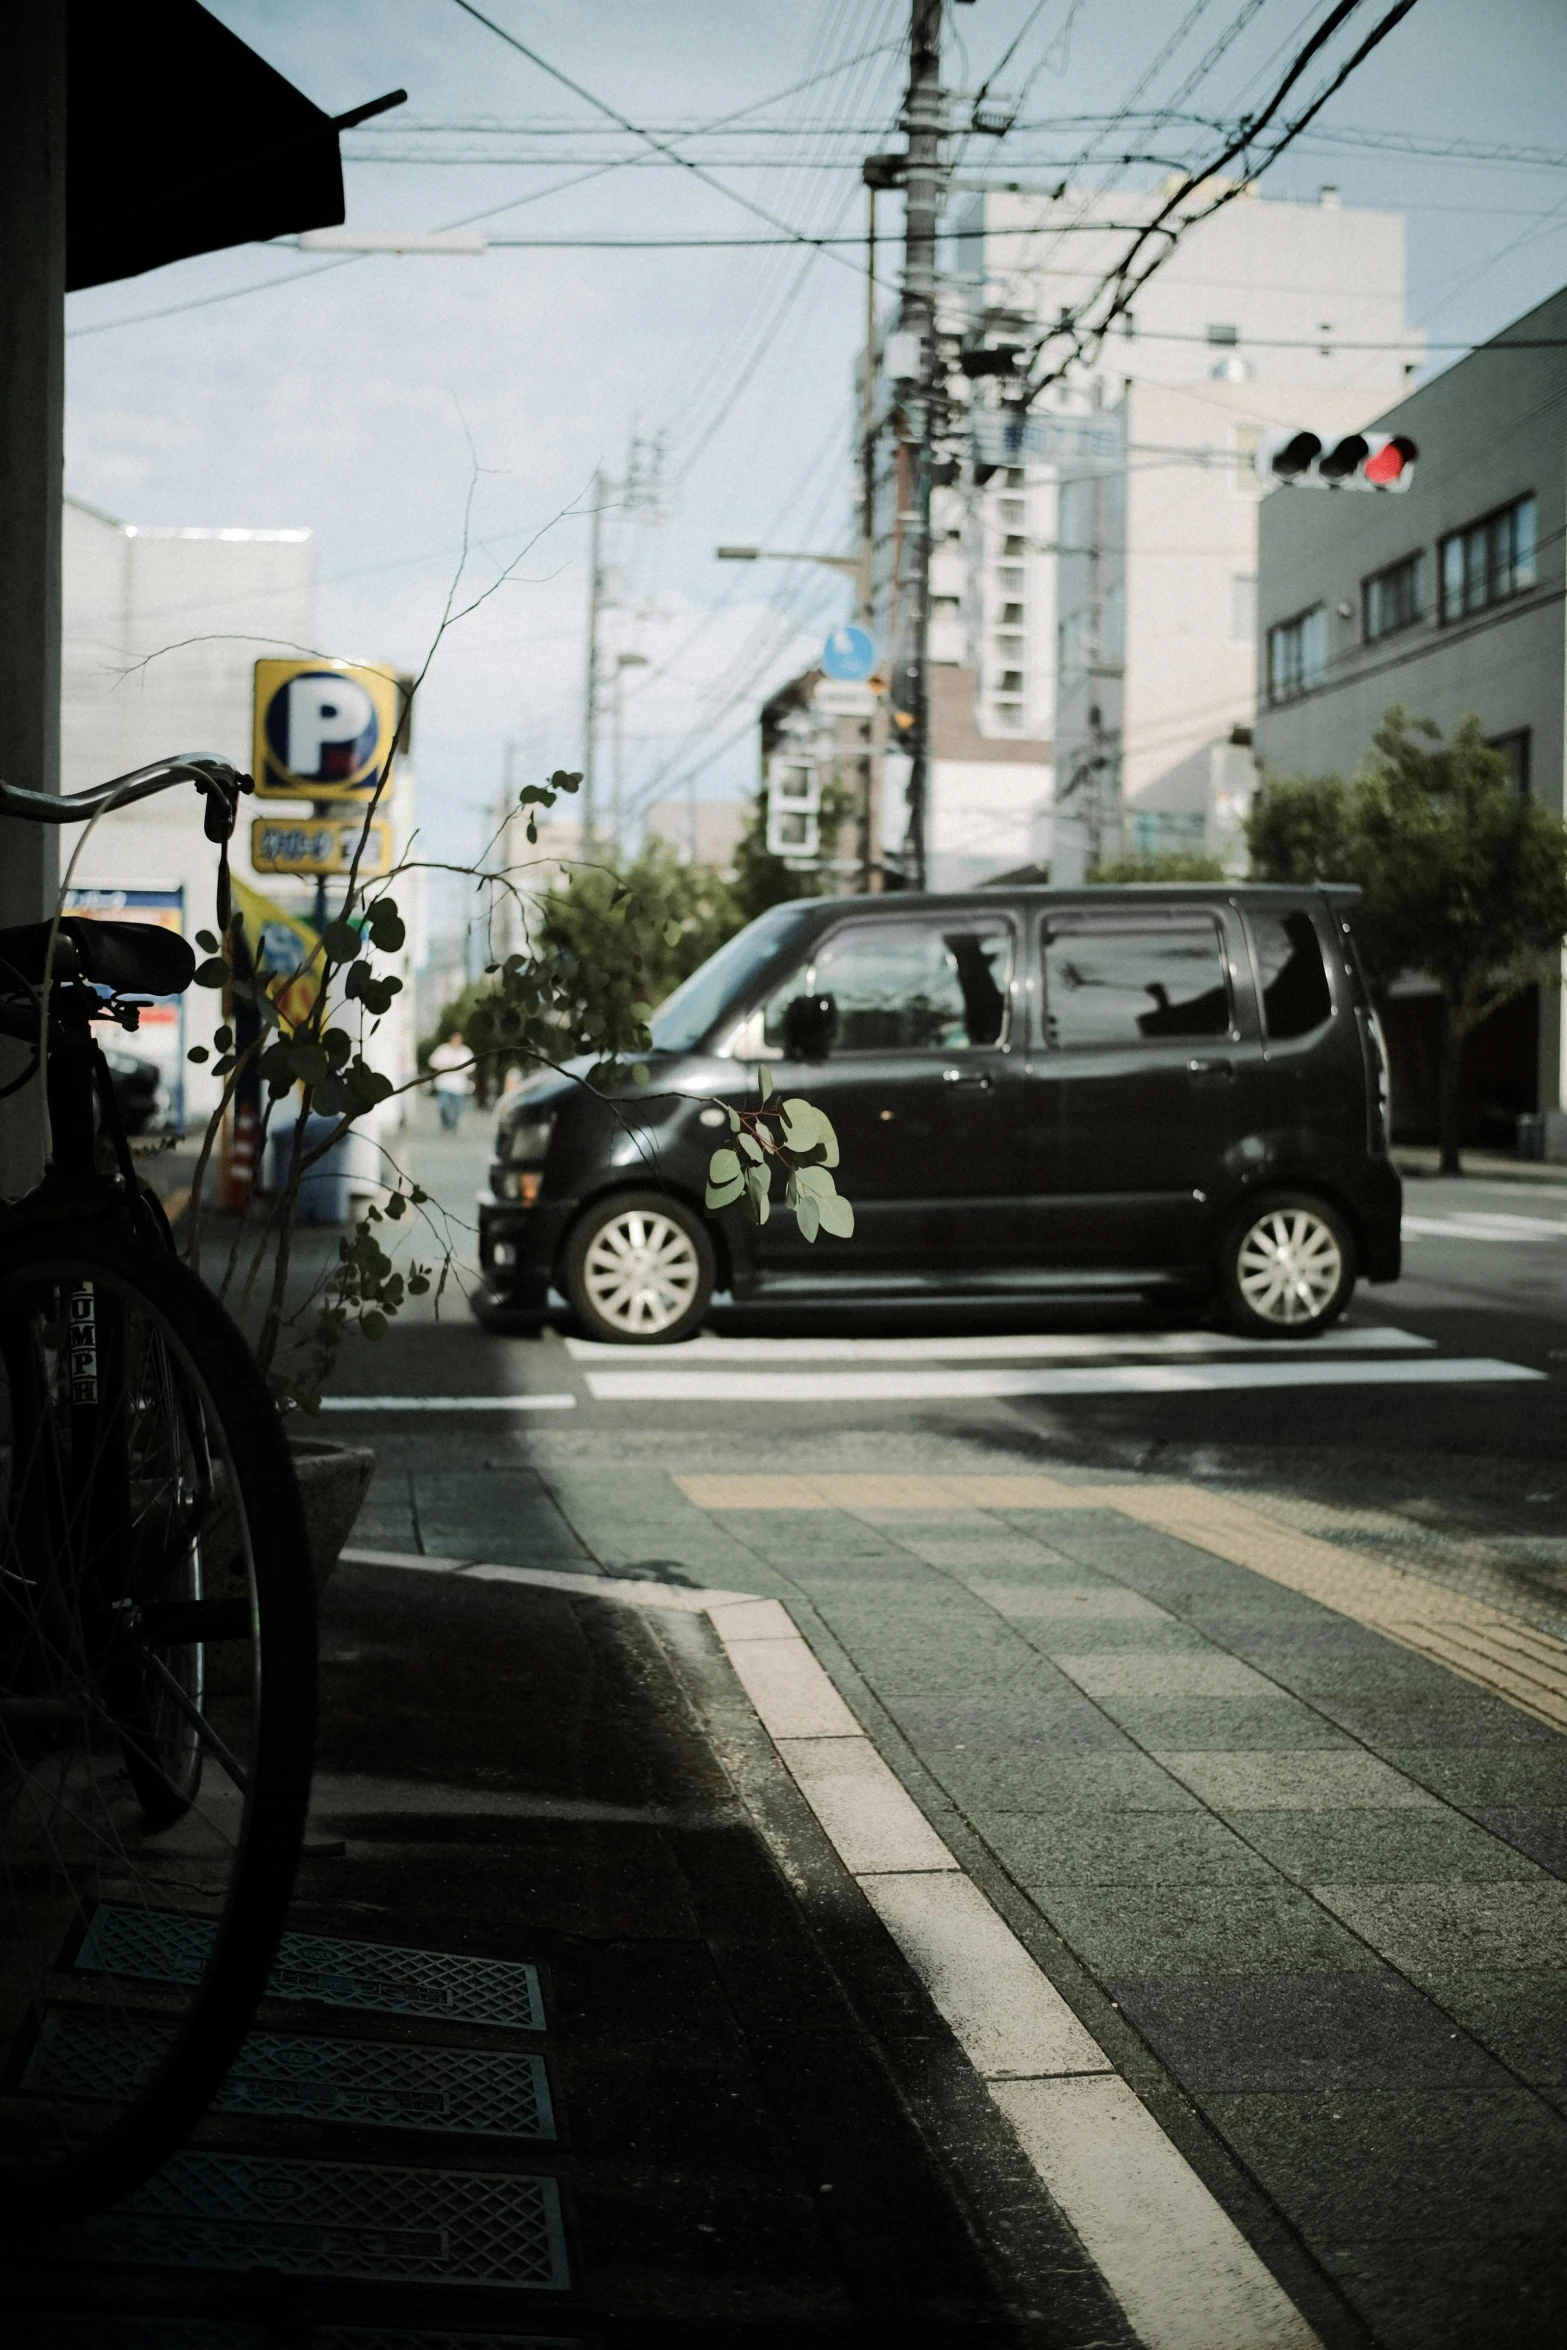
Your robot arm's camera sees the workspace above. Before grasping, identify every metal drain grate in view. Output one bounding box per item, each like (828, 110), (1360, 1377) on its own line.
(39, 2150), (570, 2287)
(4, 2326), (585, 2350)
(74, 1906), (546, 2029)
(26, 2014), (555, 2137)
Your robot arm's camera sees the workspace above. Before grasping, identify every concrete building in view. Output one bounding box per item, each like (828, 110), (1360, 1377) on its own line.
(60, 496), (416, 1136)
(1253, 282), (1567, 1141)
(945, 178), (1420, 876)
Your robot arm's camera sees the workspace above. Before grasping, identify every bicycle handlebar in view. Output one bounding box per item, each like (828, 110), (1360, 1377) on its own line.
(0, 753), (251, 828)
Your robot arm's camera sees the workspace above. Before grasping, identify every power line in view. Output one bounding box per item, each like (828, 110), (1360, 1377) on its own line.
(446, 0), (869, 277)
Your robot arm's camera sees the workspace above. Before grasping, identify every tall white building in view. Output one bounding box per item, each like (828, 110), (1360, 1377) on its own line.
(945, 177), (1420, 877)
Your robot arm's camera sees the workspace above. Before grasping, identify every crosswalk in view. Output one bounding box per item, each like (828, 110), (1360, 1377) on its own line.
(1404, 1209), (1567, 1243)
(566, 1323), (1542, 1406)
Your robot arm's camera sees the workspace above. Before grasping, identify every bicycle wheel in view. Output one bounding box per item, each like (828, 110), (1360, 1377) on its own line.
(0, 1221), (316, 2225)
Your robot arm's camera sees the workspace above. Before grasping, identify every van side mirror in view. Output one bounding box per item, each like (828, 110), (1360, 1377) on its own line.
(783, 992), (836, 1061)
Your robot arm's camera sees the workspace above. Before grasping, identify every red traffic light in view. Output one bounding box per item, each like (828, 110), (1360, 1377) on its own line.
(1363, 434), (1418, 488)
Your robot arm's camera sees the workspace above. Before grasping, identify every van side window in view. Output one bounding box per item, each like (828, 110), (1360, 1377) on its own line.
(1042, 923), (1230, 1048)
(762, 919), (1012, 1052)
(1249, 909), (1333, 1039)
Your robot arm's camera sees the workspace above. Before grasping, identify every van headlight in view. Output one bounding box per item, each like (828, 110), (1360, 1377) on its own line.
(505, 1113), (555, 1167)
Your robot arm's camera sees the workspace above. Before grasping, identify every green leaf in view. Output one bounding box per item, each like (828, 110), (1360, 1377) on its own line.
(193, 956), (229, 989)
(631, 1061), (650, 1085)
(818, 1190), (854, 1238)
(708, 1147), (740, 1185)
(213, 1025), (233, 1051)
(186, 1045), (209, 1064)
(795, 1189), (821, 1243)
(385, 1191), (408, 1220)
(663, 920), (682, 947)
(737, 1130), (764, 1164)
(744, 1161), (771, 1224)
(780, 1097), (822, 1149)
(319, 917), (360, 962)
(705, 1175), (745, 1211)
(195, 929), (219, 953)
(757, 1067), (773, 1101)
(359, 1310), (388, 1341)
(726, 1106), (741, 1132)
(793, 1162), (836, 1199)
(815, 1109), (840, 1169)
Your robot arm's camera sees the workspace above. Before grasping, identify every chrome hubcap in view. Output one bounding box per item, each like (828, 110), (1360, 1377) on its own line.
(583, 1210), (700, 1336)
(1236, 1208), (1343, 1326)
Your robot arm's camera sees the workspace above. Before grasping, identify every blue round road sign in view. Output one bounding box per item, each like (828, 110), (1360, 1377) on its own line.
(821, 625), (876, 683)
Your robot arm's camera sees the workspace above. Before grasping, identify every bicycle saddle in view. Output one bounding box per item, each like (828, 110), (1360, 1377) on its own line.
(0, 918), (196, 998)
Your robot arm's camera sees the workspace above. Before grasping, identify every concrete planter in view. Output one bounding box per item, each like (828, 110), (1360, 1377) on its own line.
(288, 1435), (375, 1594)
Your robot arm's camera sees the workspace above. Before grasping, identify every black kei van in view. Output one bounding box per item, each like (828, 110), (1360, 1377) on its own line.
(475, 885), (1400, 1346)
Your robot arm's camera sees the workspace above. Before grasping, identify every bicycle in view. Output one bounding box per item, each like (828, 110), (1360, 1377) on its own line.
(0, 755), (316, 2227)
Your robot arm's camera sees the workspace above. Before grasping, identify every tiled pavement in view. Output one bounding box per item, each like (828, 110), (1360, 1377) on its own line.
(358, 1451), (1567, 2348)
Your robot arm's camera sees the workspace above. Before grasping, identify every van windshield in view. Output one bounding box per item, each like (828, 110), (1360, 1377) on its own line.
(648, 902), (819, 1052)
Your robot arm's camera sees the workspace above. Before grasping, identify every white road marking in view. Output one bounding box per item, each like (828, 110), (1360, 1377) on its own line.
(1404, 1211), (1567, 1242)
(320, 1393), (577, 1412)
(566, 1324), (1433, 1363)
(583, 1356), (1540, 1404)
(351, 1544), (1323, 2344)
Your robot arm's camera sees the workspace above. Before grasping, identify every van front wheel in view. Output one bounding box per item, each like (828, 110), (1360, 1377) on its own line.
(1218, 1193), (1355, 1339)
(564, 1192), (715, 1344)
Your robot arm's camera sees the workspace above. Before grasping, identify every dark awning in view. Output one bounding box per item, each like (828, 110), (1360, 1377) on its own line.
(67, 0), (403, 292)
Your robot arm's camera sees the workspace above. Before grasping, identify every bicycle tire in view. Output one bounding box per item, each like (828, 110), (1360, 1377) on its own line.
(0, 1220), (316, 2226)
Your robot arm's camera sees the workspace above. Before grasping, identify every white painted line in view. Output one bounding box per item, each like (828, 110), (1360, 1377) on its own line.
(584, 1356), (1540, 1404)
(356, 1539), (1322, 2347)
(994, 2077), (1320, 2350)
(776, 1737), (959, 1875)
(1404, 1212), (1567, 1242)
(337, 1547), (743, 1610)
(565, 1325), (1432, 1364)
(320, 1392), (577, 1412)
(860, 1872), (1111, 2079)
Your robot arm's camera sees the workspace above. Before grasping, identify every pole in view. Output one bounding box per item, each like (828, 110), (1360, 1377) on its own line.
(611, 658), (623, 857)
(860, 182), (882, 894)
(0, 2), (65, 1195)
(581, 467), (603, 848)
(900, 0), (944, 892)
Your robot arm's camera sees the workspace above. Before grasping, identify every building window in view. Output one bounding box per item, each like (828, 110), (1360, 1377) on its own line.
(992, 700), (1024, 729)
(1002, 533), (1027, 557)
(1206, 322), (1239, 346)
(1439, 494), (1536, 622)
(1488, 728), (1532, 794)
(1001, 601), (1024, 625)
(1005, 468), (1025, 487)
(931, 596), (960, 621)
(1363, 551), (1424, 642)
(998, 669), (1024, 694)
(1266, 605), (1326, 704)
(999, 498), (1026, 525)
(994, 633), (1024, 659)
(1230, 575), (1257, 644)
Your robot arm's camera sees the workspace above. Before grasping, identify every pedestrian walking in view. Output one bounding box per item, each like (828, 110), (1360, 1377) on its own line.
(428, 1031), (472, 1132)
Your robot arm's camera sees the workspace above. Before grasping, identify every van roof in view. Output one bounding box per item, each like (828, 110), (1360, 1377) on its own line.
(785, 882), (1362, 913)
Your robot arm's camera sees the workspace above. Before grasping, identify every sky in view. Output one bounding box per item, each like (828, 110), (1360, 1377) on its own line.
(63, 0), (1567, 919)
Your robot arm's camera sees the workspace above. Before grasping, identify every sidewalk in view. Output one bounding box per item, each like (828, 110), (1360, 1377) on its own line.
(6, 1539), (1126, 2346)
(10, 1434), (1567, 2345)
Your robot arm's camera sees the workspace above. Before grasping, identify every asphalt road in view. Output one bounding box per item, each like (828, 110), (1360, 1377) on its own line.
(326, 1106), (1567, 1492)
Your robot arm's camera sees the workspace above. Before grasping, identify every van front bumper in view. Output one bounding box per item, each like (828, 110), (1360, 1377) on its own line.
(475, 1190), (575, 1314)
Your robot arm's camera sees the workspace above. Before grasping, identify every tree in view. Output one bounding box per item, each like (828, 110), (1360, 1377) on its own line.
(1088, 849), (1228, 884)
(1246, 710), (1567, 1174)
(536, 837), (746, 1039)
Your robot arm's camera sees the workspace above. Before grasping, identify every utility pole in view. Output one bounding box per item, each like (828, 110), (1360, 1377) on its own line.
(581, 468), (604, 849)
(899, 0), (945, 893)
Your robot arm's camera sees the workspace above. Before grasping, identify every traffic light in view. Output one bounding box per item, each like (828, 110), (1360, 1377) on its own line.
(1256, 429), (1418, 492)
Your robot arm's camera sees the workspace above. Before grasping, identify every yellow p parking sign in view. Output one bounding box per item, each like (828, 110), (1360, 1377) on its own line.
(253, 659), (401, 801)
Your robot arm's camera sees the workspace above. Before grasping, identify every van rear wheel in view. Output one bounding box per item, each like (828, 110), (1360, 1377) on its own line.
(564, 1192), (715, 1345)
(1219, 1192), (1355, 1339)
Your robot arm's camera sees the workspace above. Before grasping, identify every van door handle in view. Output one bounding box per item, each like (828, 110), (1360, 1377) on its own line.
(1188, 1058), (1235, 1086)
(943, 1068), (992, 1092)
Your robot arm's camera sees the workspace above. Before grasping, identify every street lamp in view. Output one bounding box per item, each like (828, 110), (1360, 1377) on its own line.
(716, 545), (860, 576)
(612, 652), (648, 853)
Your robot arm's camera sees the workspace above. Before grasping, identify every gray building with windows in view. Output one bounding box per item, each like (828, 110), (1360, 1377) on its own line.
(1253, 283), (1567, 1130)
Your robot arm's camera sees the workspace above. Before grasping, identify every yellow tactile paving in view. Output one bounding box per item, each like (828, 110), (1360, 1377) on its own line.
(674, 1472), (1567, 1735)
